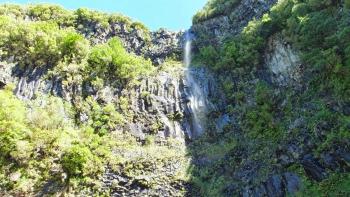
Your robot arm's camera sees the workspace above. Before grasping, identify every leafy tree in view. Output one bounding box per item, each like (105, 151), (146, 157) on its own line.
(87, 37), (154, 85)
(27, 4), (74, 26)
(74, 8), (109, 28)
(0, 89), (29, 159)
(0, 4), (25, 19)
(1, 21), (61, 68)
(62, 144), (95, 177)
(78, 97), (124, 135)
(59, 30), (90, 64)
(198, 46), (219, 69)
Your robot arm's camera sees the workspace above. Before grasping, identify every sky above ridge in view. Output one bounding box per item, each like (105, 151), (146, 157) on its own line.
(0, 0), (208, 31)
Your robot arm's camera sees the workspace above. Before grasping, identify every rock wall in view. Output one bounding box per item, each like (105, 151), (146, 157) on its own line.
(0, 59), (220, 143)
(188, 1), (350, 196)
(121, 66), (220, 142)
(78, 21), (183, 65)
(265, 34), (303, 87)
(191, 0), (277, 48)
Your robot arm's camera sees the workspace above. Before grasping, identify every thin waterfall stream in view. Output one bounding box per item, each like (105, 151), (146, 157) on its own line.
(184, 32), (212, 138)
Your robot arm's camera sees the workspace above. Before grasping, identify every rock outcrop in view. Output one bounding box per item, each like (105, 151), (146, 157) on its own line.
(187, 1), (350, 196)
(120, 66), (220, 141)
(191, 0), (277, 48)
(78, 21), (183, 64)
(265, 34), (303, 87)
(0, 61), (220, 142)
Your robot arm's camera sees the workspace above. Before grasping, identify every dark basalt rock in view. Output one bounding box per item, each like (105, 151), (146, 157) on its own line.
(321, 153), (340, 171)
(283, 172), (301, 195)
(0, 81), (5, 89)
(265, 175), (284, 197)
(224, 184), (240, 196)
(236, 172), (301, 197)
(252, 184), (267, 197)
(301, 154), (327, 181)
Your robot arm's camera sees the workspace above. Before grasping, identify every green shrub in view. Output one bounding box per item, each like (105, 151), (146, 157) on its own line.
(87, 38), (154, 85)
(74, 8), (109, 28)
(59, 31), (90, 64)
(346, 0), (350, 8)
(62, 144), (95, 177)
(109, 13), (132, 25)
(0, 20), (60, 68)
(193, 0), (242, 23)
(0, 4), (25, 18)
(27, 4), (74, 26)
(27, 95), (73, 130)
(77, 97), (124, 135)
(198, 46), (219, 69)
(0, 89), (29, 159)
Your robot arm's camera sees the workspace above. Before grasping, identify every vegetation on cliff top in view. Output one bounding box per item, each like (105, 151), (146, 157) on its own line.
(0, 8), (153, 87)
(0, 4), (150, 32)
(193, 0), (242, 23)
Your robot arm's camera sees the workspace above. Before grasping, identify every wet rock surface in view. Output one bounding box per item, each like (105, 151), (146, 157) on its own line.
(122, 66), (220, 141)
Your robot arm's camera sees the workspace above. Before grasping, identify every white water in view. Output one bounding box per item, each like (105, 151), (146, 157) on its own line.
(184, 33), (192, 68)
(184, 32), (209, 138)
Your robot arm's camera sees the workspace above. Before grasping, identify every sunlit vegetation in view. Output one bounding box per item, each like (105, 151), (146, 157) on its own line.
(0, 6), (154, 86)
(0, 86), (188, 195)
(193, 0), (242, 23)
(0, 4), (185, 196)
(0, 4), (150, 36)
(87, 38), (154, 86)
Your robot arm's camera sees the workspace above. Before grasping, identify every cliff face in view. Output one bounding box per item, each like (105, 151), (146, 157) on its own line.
(1, 2), (349, 197)
(79, 23), (184, 65)
(187, 1), (350, 196)
(191, 0), (277, 47)
(0, 64), (221, 142)
(0, 9), (221, 194)
(0, 5), (201, 196)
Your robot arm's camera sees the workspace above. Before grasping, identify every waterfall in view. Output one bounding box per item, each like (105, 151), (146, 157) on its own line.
(184, 31), (210, 138)
(184, 32), (192, 67)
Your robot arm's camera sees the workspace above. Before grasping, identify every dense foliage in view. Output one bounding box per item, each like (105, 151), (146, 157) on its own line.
(191, 0), (350, 196)
(193, 0), (242, 23)
(0, 4), (188, 196)
(87, 38), (153, 86)
(0, 4), (150, 32)
(0, 5), (154, 86)
(0, 17), (89, 68)
(0, 87), (187, 195)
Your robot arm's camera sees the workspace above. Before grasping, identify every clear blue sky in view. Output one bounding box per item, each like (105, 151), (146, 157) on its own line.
(0, 0), (208, 31)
